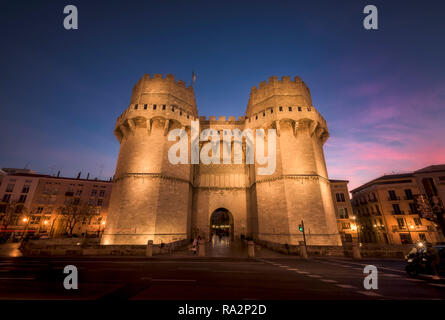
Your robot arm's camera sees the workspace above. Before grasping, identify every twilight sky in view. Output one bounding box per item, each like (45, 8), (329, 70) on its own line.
(1, 0), (444, 191)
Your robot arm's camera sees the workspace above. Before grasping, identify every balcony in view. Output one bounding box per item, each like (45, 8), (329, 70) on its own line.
(391, 210), (405, 215)
(368, 198), (378, 203)
(387, 196), (401, 201)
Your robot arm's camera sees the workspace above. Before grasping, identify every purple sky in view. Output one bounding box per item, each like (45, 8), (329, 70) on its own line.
(0, 0), (444, 191)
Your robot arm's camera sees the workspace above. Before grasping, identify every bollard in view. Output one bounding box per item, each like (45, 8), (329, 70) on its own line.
(198, 239), (206, 256)
(299, 241), (308, 259)
(248, 241), (255, 258)
(352, 242), (362, 260)
(146, 240), (153, 257)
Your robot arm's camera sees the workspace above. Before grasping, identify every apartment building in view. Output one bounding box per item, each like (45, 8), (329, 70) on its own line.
(351, 173), (440, 245)
(0, 169), (112, 241)
(330, 180), (357, 243)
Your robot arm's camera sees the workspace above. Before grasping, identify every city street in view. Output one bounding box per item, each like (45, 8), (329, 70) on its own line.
(0, 242), (444, 300)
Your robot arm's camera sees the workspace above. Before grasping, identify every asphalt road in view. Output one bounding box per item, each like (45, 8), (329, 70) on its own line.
(0, 255), (444, 300)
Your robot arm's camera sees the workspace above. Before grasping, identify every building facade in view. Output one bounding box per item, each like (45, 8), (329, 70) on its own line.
(351, 173), (441, 245)
(414, 165), (445, 239)
(0, 171), (112, 240)
(330, 180), (357, 243)
(102, 74), (342, 246)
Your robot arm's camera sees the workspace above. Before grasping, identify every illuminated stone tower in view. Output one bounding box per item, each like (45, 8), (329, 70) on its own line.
(102, 74), (197, 244)
(103, 74), (341, 247)
(245, 76), (341, 246)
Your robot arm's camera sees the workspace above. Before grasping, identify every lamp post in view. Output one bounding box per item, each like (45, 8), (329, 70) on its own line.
(99, 221), (106, 237)
(22, 217), (30, 240)
(49, 217), (57, 238)
(351, 216), (361, 244)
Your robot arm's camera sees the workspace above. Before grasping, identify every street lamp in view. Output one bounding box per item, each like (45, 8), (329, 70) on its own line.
(351, 216), (361, 245)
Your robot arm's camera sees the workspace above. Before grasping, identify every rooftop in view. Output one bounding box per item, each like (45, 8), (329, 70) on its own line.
(351, 173), (414, 193)
(4, 172), (112, 183)
(414, 164), (445, 174)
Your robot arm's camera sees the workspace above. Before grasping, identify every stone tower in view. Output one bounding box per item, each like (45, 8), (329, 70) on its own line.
(103, 74), (342, 247)
(102, 74), (197, 245)
(245, 76), (341, 246)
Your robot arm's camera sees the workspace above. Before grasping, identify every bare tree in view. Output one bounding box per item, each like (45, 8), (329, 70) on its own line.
(0, 201), (28, 240)
(57, 202), (96, 236)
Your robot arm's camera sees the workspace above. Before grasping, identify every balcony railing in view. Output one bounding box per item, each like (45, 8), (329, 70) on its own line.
(392, 225), (431, 232)
(387, 196), (400, 201)
(391, 210), (405, 215)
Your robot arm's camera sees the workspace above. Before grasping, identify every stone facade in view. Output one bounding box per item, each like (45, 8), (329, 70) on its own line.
(329, 180), (357, 243)
(0, 171), (112, 240)
(102, 74), (342, 246)
(351, 173), (442, 245)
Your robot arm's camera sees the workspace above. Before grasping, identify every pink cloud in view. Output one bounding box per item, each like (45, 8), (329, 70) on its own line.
(325, 82), (445, 191)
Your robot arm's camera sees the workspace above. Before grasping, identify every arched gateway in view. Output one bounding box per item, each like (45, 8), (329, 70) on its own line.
(210, 208), (234, 241)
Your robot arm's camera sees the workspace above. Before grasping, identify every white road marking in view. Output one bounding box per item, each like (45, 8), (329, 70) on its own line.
(429, 283), (445, 288)
(307, 274), (322, 278)
(329, 259), (405, 274)
(297, 271), (310, 274)
(151, 279), (197, 282)
(336, 284), (356, 289)
(287, 268), (299, 271)
(357, 291), (382, 297)
(320, 279), (338, 283)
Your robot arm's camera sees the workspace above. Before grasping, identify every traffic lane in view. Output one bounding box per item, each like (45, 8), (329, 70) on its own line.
(131, 260), (371, 300)
(0, 258), (371, 300)
(261, 258), (445, 299)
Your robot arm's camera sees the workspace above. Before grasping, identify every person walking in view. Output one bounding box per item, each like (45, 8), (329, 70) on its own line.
(192, 237), (198, 254)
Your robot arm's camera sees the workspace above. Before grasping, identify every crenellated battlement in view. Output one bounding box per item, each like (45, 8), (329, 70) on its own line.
(130, 74), (198, 116)
(246, 76), (313, 118)
(115, 74), (328, 144)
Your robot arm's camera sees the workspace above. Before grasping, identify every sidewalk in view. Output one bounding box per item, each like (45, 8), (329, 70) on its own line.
(0, 243), (23, 257)
(163, 237), (287, 259)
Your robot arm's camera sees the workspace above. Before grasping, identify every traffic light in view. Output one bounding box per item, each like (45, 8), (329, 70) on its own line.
(298, 224), (303, 232)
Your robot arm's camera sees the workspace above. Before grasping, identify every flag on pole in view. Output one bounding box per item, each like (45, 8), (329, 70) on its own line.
(192, 70), (196, 85)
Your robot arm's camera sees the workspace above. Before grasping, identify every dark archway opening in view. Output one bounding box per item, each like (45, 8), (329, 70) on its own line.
(210, 208), (234, 243)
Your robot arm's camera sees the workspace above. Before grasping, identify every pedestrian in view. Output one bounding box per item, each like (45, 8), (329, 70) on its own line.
(192, 237), (198, 254)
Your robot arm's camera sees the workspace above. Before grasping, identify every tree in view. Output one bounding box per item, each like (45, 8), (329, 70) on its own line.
(0, 201), (28, 240)
(57, 202), (96, 237)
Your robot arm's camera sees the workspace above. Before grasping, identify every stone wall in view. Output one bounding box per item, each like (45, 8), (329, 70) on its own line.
(21, 239), (189, 257)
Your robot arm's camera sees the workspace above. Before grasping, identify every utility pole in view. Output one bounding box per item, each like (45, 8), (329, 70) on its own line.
(299, 220), (307, 249)
(298, 220), (308, 259)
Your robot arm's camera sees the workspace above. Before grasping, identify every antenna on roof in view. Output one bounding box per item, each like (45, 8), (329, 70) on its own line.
(98, 163), (104, 180)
